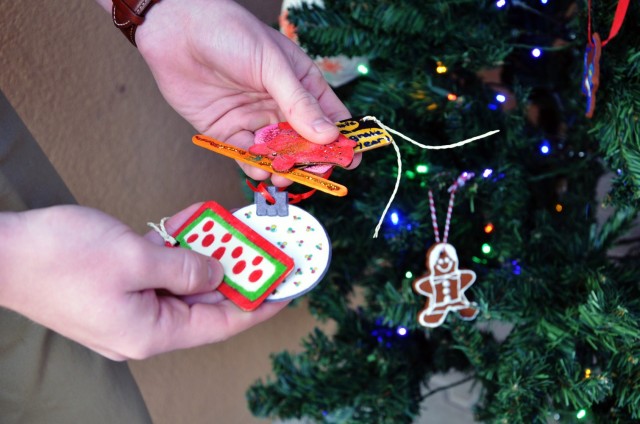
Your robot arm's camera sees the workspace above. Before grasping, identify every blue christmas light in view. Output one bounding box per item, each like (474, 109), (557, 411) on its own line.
(488, 103), (498, 111)
(531, 48), (542, 58)
(540, 0), (549, 4)
(511, 260), (522, 275)
(390, 211), (400, 225)
(539, 140), (551, 155)
(496, 0), (506, 8)
(483, 168), (494, 178)
(371, 319), (411, 346)
(495, 94), (507, 103)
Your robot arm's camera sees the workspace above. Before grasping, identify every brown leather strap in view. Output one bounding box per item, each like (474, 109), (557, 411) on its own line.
(112, 0), (161, 47)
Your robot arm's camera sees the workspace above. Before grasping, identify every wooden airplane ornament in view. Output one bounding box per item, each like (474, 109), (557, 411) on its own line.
(192, 117), (394, 197)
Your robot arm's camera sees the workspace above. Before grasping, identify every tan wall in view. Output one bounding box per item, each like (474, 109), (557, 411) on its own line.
(0, 1), (319, 422)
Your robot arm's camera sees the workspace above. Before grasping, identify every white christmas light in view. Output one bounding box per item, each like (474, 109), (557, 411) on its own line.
(357, 64), (370, 75)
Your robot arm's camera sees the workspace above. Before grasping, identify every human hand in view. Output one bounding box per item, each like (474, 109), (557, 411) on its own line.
(0, 204), (288, 360)
(133, 0), (361, 186)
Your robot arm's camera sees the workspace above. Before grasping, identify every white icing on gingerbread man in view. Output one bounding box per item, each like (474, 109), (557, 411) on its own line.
(413, 242), (478, 327)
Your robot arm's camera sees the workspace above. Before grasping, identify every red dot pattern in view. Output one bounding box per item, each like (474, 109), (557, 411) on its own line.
(203, 220), (214, 232)
(233, 260), (246, 274)
(185, 223), (271, 286)
(212, 247), (226, 260)
(202, 234), (215, 247)
(249, 269), (263, 283)
(232, 246), (243, 258)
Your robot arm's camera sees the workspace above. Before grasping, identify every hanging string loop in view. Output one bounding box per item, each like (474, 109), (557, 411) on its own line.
(361, 116), (497, 238)
(429, 172), (475, 244)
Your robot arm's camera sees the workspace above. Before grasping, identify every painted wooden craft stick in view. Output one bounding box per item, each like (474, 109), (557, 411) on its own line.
(192, 135), (349, 197)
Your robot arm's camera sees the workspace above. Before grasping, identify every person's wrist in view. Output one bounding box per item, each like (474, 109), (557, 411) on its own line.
(112, 0), (162, 47)
(133, 0), (180, 52)
(134, 0), (237, 53)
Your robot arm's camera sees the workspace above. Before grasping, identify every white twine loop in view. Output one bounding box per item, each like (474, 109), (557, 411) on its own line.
(361, 116), (499, 238)
(147, 217), (178, 246)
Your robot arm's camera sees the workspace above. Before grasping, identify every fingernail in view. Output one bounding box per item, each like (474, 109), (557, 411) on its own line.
(208, 260), (224, 288)
(312, 117), (336, 134)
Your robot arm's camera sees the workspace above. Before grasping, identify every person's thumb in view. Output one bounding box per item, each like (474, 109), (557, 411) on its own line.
(266, 69), (340, 145)
(136, 244), (225, 295)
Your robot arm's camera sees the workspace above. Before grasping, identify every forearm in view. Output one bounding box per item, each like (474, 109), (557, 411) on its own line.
(0, 211), (28, 311)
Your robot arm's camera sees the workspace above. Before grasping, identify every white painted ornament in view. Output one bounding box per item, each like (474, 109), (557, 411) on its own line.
(280, 0), (369, 88)
(233, 192), (331, 302)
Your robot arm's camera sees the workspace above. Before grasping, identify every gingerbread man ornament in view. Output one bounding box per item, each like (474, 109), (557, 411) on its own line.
(412, 242), (478, 328)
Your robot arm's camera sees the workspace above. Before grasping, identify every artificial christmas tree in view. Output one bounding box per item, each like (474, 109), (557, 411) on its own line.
(247, 0), (640, 422)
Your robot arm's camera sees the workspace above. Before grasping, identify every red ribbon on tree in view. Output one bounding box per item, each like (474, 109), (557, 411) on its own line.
(587, 0), (629, 48)
(583, 0), (630, 118)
